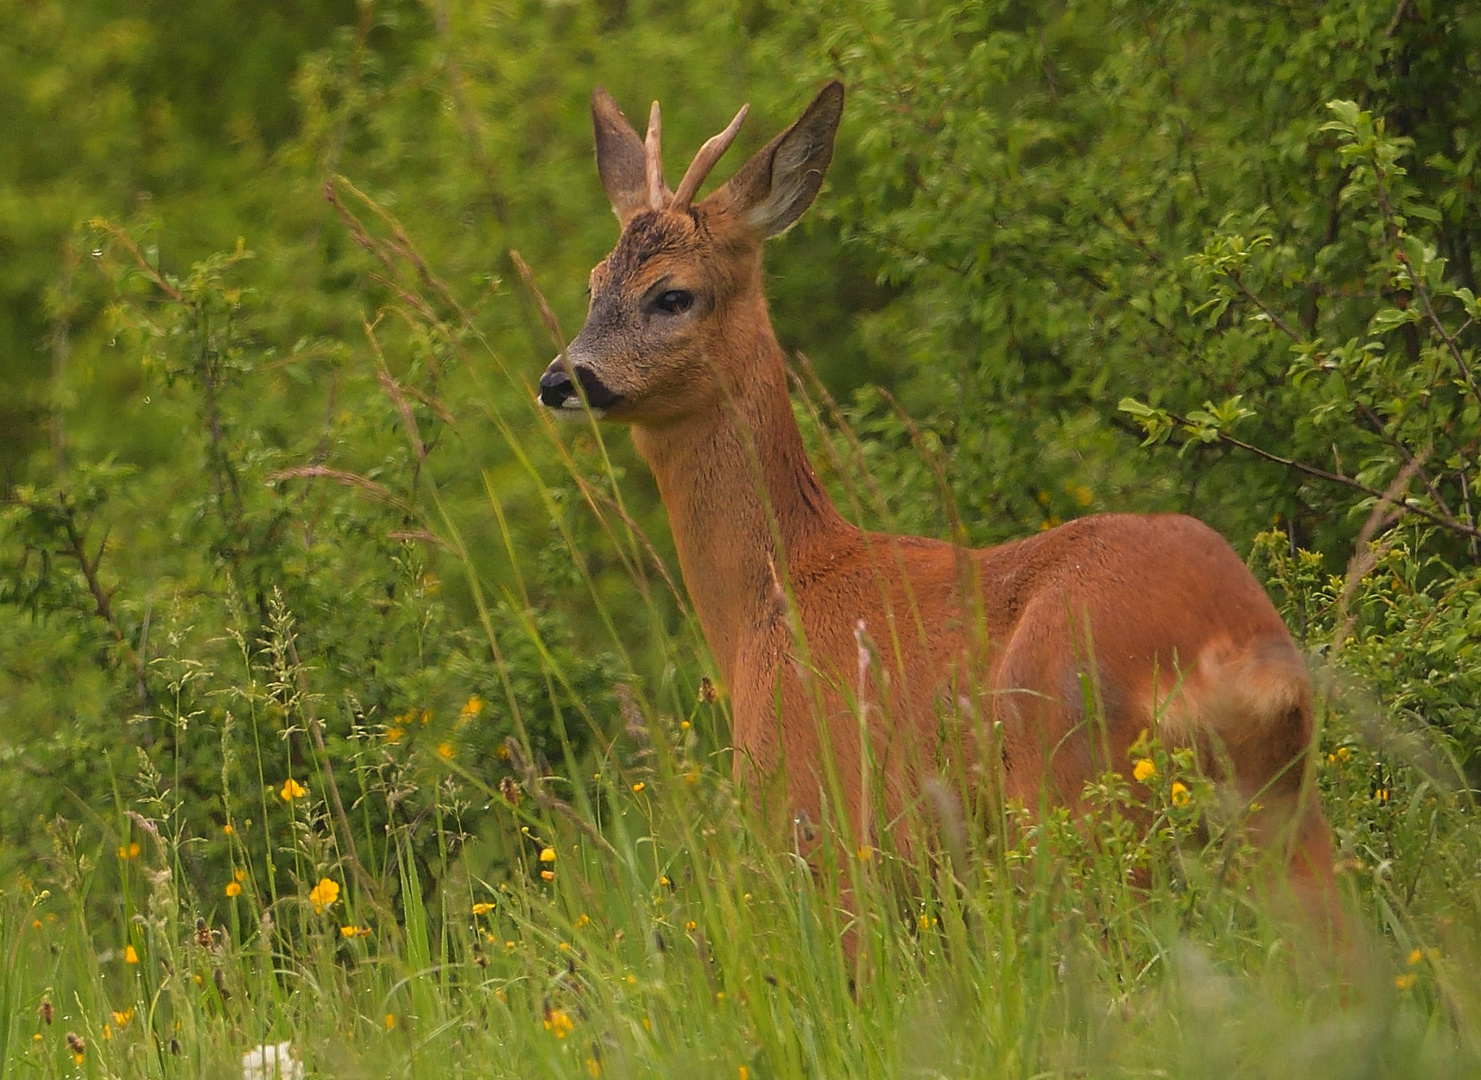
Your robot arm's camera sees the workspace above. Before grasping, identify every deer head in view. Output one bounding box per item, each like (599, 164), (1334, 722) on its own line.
(538, 81), (844, 425)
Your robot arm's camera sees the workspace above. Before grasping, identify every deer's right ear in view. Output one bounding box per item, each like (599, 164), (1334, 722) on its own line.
(715, 80), (844, 239)
(593, 87), (649, 223)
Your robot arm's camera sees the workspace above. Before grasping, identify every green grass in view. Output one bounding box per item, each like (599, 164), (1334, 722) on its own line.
(6, 661), (1481, 1079)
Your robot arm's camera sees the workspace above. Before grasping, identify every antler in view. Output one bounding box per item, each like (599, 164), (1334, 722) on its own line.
(672, 104), (750, 209)
(644, 102), (667, 210)
(639, 99), (749, 212)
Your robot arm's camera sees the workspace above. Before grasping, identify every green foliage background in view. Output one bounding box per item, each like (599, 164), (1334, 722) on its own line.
(2, 0), (1480, 952)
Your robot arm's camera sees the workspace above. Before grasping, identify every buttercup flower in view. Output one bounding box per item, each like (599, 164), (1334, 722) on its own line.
(539, 847), (556, 863)
(118, 842), (141, 860)
(1170, 781), (1190, 807)
(124, 945), (139, 964)
(308, 877), (341, 914)
(544, 1007), (574, 1039)
(1133, 759), (1156, 783)
(225, 881), (242, 897)
(280, 778), (307, 802)
(472, 902), (495, 915)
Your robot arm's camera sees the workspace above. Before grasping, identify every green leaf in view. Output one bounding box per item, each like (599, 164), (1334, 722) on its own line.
(1368, 307), (1419, 335)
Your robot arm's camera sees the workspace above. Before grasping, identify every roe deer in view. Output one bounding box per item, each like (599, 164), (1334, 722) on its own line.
(538, 80), (1338, 919)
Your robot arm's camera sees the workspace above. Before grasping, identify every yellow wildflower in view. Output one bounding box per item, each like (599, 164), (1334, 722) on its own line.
(575, 914), (590, 928)
(460, 696), (483, 722)
(631, 782), (645, 793)
(385, 726), (405, 744)
(111, 1009), (133, 1027)
(280, 778), (307, 802)
(437, 742), (455, 760)
(539, 847), (556, 863)
(235, 867), (247, 882)
(118, 842), (141, 860)
(544, 1007), (574, 1039)
(541, 870), (556, 881)
(223, 823), (235, 836)
(1395, 973), (1416, 991)
(124, 945), (139, 965)
(340, 925), (371, 938)
(225, 881), (242, 897)
(1133, 758), (1156, 783)
(739, 1069), (750, 1080)
(1170, 781), (1191, 807)
(384, 1013), (396, 1030)
(1408, 948), (1424, 966)
(308, 877), (341, 913)
(472, 902), (495, 915)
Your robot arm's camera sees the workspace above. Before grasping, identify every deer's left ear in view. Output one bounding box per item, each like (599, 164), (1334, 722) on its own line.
(592, 86), (650, 223)
(712, 80), (844, 239)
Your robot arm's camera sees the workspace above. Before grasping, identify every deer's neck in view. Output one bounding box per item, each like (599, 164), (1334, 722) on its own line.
(631, 314), (854, 688)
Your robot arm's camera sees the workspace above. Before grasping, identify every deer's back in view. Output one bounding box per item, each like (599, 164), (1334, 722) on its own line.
(734, 512), (1310, 817)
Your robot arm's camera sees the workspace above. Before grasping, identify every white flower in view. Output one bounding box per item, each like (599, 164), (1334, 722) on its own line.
(242, 1042), (303, 1080)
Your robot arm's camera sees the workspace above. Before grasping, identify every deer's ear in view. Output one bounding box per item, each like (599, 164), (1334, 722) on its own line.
(712, 80), (843, 239)
(593, 87), (649, 223)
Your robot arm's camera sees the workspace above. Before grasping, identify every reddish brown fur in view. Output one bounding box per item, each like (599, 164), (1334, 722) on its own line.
(543, 82), (1338, 920)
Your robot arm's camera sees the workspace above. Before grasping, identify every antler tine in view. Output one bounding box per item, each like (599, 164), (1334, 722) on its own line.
(672, 103), (750, 209)
(644, 101), (667, 211)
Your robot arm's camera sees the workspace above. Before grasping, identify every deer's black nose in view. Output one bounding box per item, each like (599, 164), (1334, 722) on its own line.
(539, 364), (576, 408)
(539, 359), (622, 411)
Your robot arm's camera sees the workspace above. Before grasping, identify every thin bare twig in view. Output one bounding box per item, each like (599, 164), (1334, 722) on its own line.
(1330, 455), (1425, 663)
(266, 466), (418, 515)
(1170, 415), (1481, 541)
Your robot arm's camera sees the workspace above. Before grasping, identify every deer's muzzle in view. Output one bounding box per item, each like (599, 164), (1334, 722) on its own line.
(538, 356), (622, 415)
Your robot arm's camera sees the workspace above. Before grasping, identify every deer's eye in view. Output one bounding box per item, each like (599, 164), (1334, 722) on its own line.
(651, 289), (693, 315)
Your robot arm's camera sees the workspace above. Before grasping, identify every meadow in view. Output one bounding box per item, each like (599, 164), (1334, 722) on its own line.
(4, 1), (1481, 1076)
